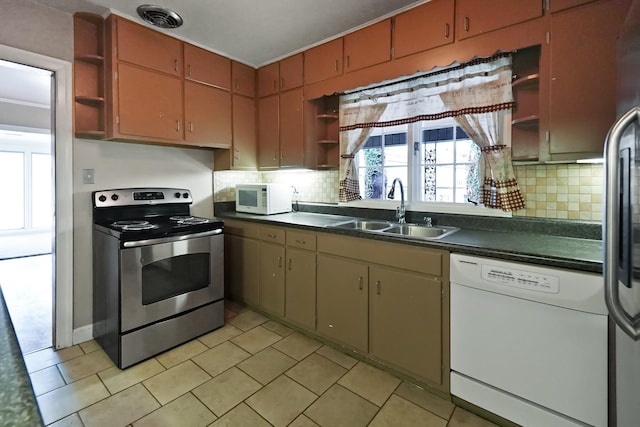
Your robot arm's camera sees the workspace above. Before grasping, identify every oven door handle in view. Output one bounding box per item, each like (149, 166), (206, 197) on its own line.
(122, 228), (223, 248)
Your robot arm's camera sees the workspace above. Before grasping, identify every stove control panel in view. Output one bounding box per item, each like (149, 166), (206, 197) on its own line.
(93, 188), (192, 207)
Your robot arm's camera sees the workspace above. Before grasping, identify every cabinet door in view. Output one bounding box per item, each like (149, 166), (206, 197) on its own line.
(115, 18), (182, 76)
(549, 0), (629, 156)
(279, 53), (304, 91)
(455, 0), (542, 40)
(279, 88), (304, 167)
(393, 0), (454, 58)
(344, 19), (391, 72)
(184, 81), (231, 148)
(232, 94), (257, 168)
(259, 241), (285, 316)
(549, 0), (598, 12)
(232, 61), (256, 97)
(304, 38), (343, 85)
(317, 254), (368, 353)
(225, 234), (260, 306)
(258, 62), (279, 98)
(116, 63), (183, 141)
(184, 43), (231, 89)
(258, 95), (280, 168)
(285, 248), (316, 330)
(369, 266), (443, 385)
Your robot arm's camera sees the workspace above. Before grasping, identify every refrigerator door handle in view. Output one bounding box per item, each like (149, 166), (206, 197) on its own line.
(604, 106), (640, 340)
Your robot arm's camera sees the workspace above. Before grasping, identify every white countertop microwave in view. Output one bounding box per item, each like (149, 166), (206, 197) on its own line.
(235, 183), (292, 215)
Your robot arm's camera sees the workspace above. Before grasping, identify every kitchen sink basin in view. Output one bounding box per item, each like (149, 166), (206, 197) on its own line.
(382, 224), (459, 239)
(329, 219), (395, 231)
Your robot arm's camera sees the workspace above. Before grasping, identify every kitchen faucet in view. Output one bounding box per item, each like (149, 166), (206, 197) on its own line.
(387, 178), (406, 223)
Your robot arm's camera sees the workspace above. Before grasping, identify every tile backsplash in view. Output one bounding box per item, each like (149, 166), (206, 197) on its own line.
(214, 163), (603, 222)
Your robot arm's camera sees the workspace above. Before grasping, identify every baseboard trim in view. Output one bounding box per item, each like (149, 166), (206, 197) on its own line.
(72, 324), (93, 345)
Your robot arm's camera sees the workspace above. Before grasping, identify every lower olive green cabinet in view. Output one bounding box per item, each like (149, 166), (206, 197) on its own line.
(224, 221), (260, 306)
(285, 230), (317, 329)
(316, 255), (369, 353)
(259, 226), (286, 316)
(369, 265), (443, 386)
(224, 221), (450, 392)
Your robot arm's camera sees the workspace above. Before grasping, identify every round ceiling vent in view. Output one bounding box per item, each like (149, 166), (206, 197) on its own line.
(136, 5), (183, 29)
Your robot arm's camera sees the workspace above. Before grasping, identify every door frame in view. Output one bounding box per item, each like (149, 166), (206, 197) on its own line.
(0, 44), (73, 349)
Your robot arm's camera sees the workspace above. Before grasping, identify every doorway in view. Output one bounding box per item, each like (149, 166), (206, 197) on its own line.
(0, 44), (73, 351)
(0, 60), (54, 353)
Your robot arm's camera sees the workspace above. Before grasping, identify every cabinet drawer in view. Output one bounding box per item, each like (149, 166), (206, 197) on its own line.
(224, 220), (260, 239)
(317, 233), (444, 276)
(261, 226), (286, 244)
(286, 230), (317, 250)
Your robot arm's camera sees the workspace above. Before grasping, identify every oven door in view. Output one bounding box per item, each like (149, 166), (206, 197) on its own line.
(119, 230), (223, 332)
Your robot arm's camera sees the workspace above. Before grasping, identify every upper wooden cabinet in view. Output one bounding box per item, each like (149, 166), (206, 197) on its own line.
(231, 94), (257, 169)
(114, 17), (182, 76)
(344, 19), (391, 72)
(115, 62), (183, 142)
(258, 95), (280, 168)
(304, 38), (343, 84)
(258, 62), (279, 98)
(279, 87), (305, 167)
(393, 0), (455, 59)
(258, 54), (304, 97)
(549, 0), (599, 12)
(547, 0), (630, 157)
(232, 61), (256, 97)
(183, 81), (231, 148)
(183, 44), (231, 89)
(279, 53), (304, 91)
(455, 0), (543, 40)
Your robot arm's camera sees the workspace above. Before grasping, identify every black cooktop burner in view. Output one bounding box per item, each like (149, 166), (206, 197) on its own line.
(112, 220), (159, 231)
(169, 215), (211, 225)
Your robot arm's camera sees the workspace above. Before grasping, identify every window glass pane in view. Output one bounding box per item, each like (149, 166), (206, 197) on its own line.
(358, 164), (384, 199)
(32, 153), (52, 229)
(436, 140), (455, 164)
(384, 144), (406, 167)
(0, 151), (25, 230)
(456, 140), (476, 162)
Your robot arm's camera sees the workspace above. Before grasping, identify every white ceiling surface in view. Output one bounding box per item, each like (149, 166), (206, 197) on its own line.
(40, 0), (424, 67)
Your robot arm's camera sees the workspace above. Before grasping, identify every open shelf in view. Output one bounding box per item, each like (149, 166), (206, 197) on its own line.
(512, 115), (539, 129)
(75, 96), (105, 106)
(512, 72), (539, 89)
(73, 12), (106, 139)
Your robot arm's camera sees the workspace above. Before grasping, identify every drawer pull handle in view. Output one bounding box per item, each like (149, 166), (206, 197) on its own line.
(335, 59), (339, 72)
(358, 276), (363, 290)
(174, 59), (178, 72)
(346, 56), (350, 68)
(464, 17), (470, 32)
(280, 77), (284, 89)
(278, 256), (283, 268)
(188, 122), (193, 133)
(267, 233), (276, 238)
(376, 280), (381, 295)
(288, 258), (292, 270)
(295, 239), (306, 245)
(176, 120), (180, 132)
(187, 64), (192, 76)
(445, 23), (450, 38)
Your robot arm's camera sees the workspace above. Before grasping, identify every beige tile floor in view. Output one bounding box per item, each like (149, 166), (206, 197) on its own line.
(27, 305), (500, 427)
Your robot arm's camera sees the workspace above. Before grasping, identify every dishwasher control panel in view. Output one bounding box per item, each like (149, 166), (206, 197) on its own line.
(482, 265), (559, 293)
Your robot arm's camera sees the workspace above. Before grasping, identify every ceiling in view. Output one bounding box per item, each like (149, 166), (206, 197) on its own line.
(36, 0), (425, 67)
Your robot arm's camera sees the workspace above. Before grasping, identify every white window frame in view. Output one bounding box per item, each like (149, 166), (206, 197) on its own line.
(342, 113), (513, 218)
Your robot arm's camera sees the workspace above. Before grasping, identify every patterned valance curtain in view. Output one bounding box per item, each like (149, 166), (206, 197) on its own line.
(338, 53), (525, 211)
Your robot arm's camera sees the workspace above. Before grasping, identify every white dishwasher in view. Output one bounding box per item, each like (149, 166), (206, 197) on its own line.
(450, 254), (608, 427)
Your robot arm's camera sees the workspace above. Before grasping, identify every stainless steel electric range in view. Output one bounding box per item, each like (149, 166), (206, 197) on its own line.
(92, 187), (224, 369)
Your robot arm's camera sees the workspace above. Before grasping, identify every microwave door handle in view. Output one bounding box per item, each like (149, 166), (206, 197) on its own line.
(619, 147), (632, 288)
(604, 106), (640, 340)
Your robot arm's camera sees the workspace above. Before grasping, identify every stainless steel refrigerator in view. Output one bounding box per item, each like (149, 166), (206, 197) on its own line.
(603, 1), (640, 425)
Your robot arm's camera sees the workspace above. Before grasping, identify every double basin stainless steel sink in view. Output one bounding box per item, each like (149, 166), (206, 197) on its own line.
(327, 219), (459, 240)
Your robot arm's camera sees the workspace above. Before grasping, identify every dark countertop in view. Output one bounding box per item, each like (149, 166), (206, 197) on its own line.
(217, 208), (603, 273)
(0, 289), (43, 426)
